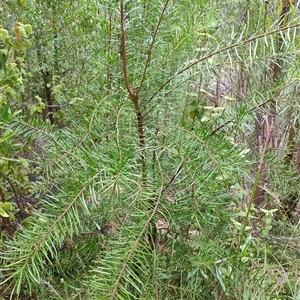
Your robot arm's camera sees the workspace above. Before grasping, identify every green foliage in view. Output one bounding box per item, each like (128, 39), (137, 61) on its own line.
(0, 201), (13, 218)
(0, 20), (33, 237)
(0, 23), (32, 105)
(1, 0), (300, 299)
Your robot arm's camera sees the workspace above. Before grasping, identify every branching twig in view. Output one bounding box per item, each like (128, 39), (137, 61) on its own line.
(120, 0), (146, 181)
(144, 22), (300, 117)
(110, 162), (183, 299)
(120, 0), (138, 105)
(136, 0), (171, 96)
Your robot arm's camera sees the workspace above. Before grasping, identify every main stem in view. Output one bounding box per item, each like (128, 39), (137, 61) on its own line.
(120, 0), (146, 183)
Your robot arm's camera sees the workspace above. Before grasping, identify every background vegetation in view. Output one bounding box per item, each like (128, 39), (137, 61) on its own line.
(1, 0), (300, 299)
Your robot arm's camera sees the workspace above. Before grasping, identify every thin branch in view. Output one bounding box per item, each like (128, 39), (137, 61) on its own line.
(136, 0), (171, 96)
(144, 22), (300, 117)
(120, 0), (147, 182)
(120, 0), (138, 106)
(110, 162), (183, 299)
(2, 168), (106, 289)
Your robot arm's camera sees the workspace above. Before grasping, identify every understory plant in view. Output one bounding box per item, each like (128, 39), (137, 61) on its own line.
(1, 1), (300, 299)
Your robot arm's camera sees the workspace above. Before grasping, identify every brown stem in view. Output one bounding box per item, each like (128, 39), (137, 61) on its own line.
(40, 69), (55, 125)
(120, 0), (146, 181)
(253, 113), (274, 205)
(136, 111), (146, 180)
(120, 0), (137, 103)
(253, 1), (288, 206)
(296, 147), (300, 171)
(284, 125), (295, 164)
